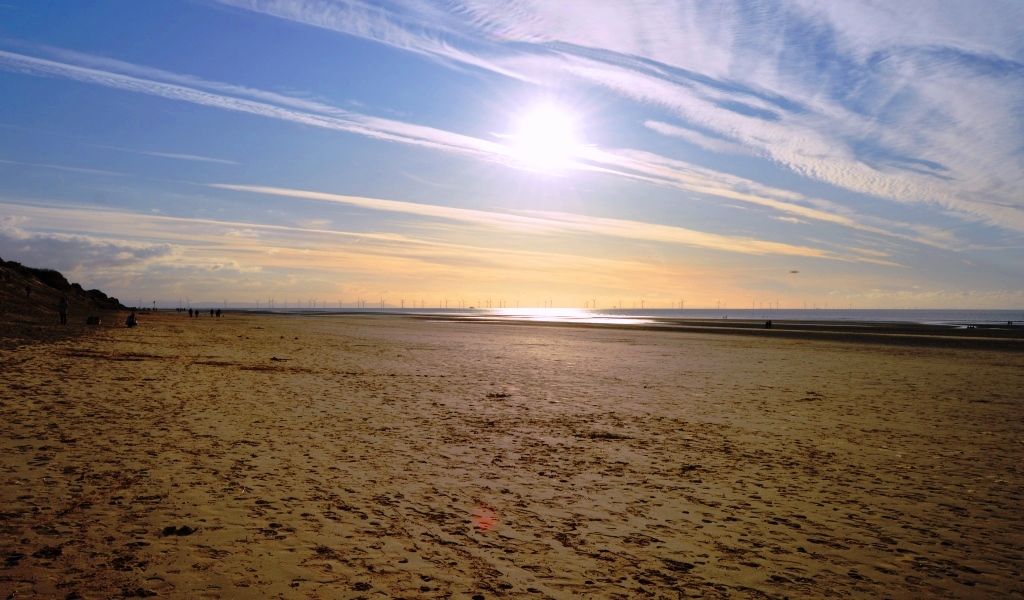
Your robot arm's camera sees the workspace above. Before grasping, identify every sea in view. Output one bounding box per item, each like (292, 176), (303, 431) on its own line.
(216, 307), (1023, 328)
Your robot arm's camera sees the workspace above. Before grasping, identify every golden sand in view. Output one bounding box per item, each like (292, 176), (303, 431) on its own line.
(1, 313), (1022, 599)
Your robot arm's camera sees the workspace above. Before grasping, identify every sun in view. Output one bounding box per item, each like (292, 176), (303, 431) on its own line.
(509, 102), (582, 171)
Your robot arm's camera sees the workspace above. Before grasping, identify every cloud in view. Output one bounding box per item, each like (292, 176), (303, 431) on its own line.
(1, 47), (966, 245)
(7, 35), (1023, 250)
(643, 120), (755, 157)
(87, 144), (239, 165)
(212, 0), (526, 79)
(521, 208), (832, 257)
(0, 49), (514, 164)
(210, 183), (561, 231)
(206, 260), (261, 273)
(210, 183), (837, 258)
(15, 197), (1019, 307)
(0, 158), (126, 177)
(213, 1), (1024, 232)
(0, 214), (177, 276)
(224, 228), (261, 238)
(297, 219), (332, 228)
(1, 199), (757, 300)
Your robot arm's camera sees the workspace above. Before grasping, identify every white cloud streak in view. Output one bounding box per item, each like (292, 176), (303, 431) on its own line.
(0, 49), (513, 163)
(209, 183), (838, 259)
(0, 158), (126, 177)
(87, 144), (239, 165)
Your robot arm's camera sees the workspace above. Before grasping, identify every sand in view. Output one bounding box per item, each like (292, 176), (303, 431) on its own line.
(1, 312), (1023, 599)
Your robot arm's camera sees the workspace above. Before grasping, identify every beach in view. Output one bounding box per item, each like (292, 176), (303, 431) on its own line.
(2, 312), (1023, 599)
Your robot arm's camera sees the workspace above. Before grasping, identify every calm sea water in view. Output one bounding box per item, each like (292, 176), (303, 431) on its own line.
(240, 307), (1023, 327)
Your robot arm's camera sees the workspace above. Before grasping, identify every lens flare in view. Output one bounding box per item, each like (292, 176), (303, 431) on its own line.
(472, 506), (497, 531)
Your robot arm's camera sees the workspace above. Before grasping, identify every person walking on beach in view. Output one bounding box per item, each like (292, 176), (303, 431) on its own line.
(58, 295), (69, 325)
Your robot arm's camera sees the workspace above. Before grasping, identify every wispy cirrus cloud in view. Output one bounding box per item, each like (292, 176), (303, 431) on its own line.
(211, 0), (525, 78)
(0, 46), (917, 243)
(0, 49), (512, 163)
(0, 157), (126, 177)
(214, 0), (1024, 233)
(210, 183), (842, 259)
(88, 144), (239, 165)
(643, 120), (754, 158)
(455, 2), (1024, 211)
(0, 200), (746, 298)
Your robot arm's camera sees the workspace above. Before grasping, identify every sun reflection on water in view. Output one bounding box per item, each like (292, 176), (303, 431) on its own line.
(468, 307), (653, 325)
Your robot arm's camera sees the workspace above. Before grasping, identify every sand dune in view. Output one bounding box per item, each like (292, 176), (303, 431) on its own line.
(2, 313), (1022, 598)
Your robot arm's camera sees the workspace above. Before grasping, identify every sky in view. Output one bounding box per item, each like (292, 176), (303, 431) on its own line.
(1, 0), (1023, 309)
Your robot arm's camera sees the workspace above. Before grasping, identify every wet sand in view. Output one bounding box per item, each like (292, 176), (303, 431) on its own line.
(1, 312), (1023, 599)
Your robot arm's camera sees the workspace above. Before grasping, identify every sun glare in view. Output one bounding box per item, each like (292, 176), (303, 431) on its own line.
(510, 103), (582, 171)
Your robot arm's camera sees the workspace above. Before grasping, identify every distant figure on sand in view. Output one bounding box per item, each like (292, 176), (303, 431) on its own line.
(58, 295), (69, 325)
(126, 311), (138, 328)
(216, 309), (221, 318)
(765, 320), (772, 329)
(188, 308), (193, 318)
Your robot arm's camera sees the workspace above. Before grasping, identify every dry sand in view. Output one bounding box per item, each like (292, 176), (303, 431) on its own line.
(1, 312), (1023, 599)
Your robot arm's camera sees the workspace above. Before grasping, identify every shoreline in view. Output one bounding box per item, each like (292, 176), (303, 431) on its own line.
(174, 307), (1024, 326)
(224, 311), (1024, 351)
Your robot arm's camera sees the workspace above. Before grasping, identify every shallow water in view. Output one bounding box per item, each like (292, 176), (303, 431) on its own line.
(239, 307), (1023, 327)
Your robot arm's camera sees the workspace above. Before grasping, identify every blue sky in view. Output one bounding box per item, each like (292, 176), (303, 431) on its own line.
(1, 0), (1022, 308)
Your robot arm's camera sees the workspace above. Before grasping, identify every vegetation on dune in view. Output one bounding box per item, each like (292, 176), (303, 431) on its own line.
(0, 256), (126, 349)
